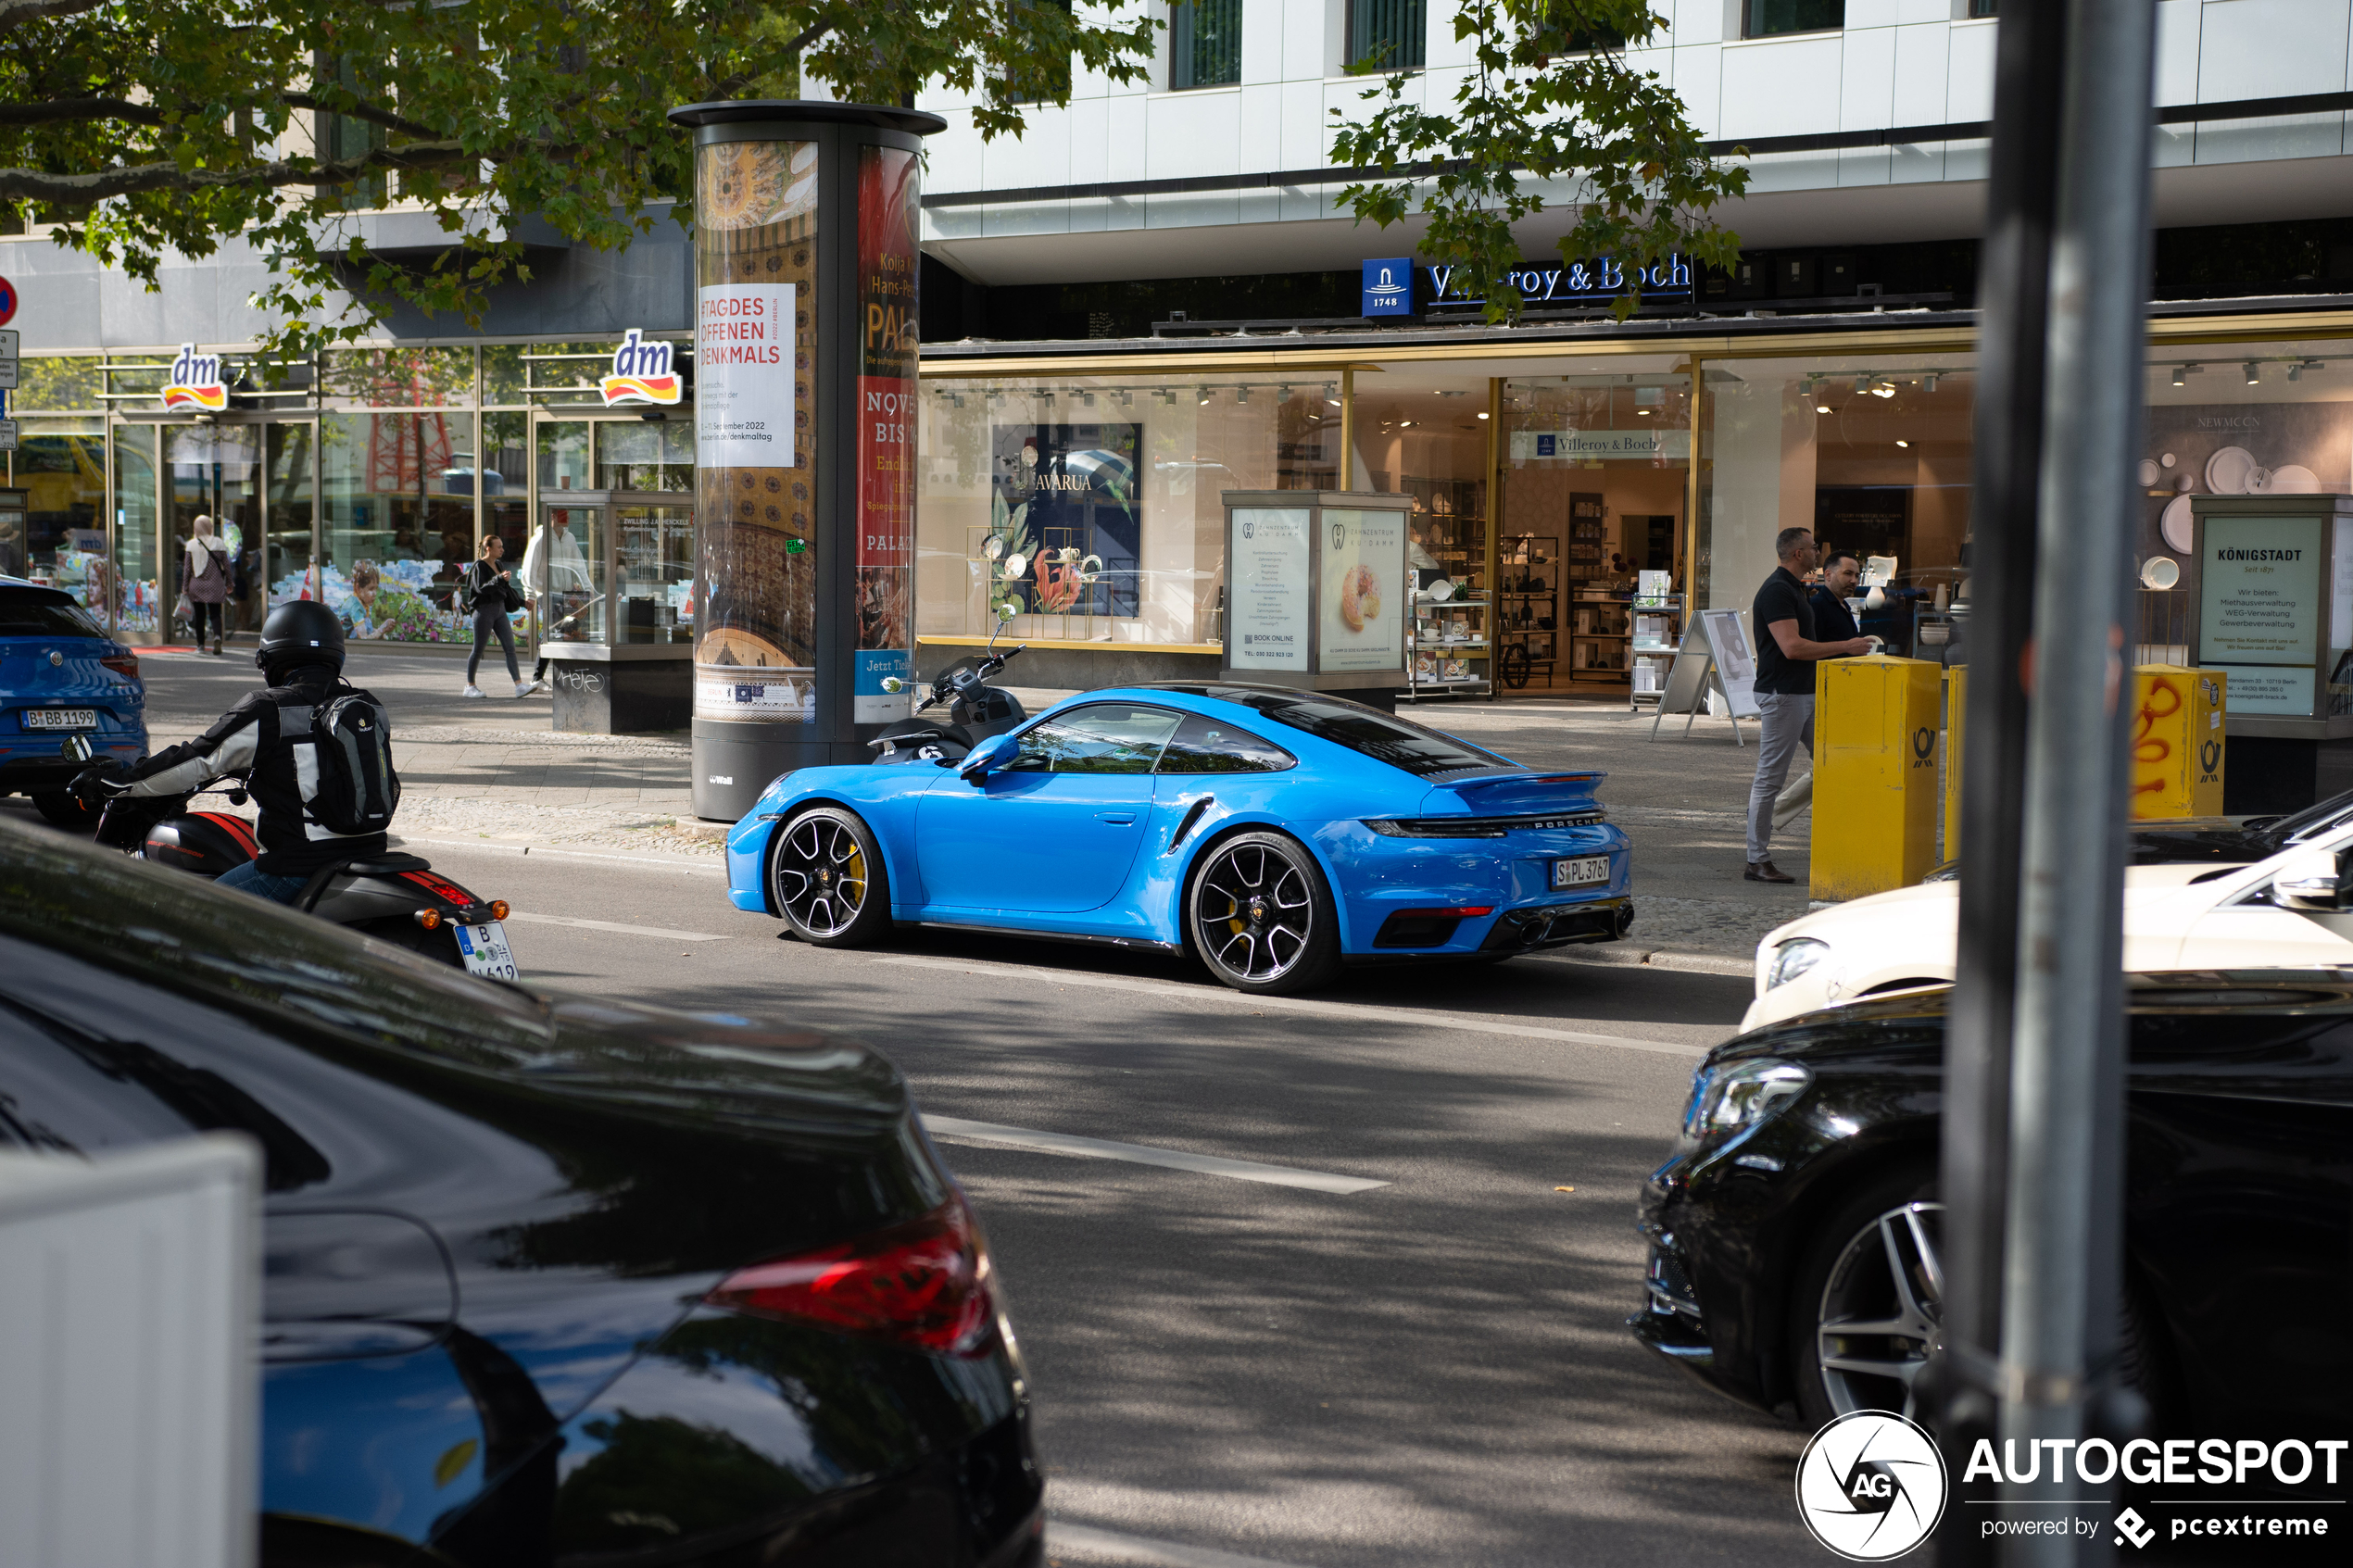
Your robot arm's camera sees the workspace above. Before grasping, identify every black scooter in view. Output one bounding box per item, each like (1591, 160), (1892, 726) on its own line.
(61, 736), (519, 976)
(866, 622), (1030, 765)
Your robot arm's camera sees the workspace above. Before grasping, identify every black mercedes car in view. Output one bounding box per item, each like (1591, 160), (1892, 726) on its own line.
(1628, 975), (2350, 1439)
(0, 819), (1042, 1568)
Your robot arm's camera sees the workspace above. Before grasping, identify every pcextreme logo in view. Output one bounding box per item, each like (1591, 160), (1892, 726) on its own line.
(1796, 1411), (1948, 1561)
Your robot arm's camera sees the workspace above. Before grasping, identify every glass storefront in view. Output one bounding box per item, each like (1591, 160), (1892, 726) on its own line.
(4, 338), (694, 651)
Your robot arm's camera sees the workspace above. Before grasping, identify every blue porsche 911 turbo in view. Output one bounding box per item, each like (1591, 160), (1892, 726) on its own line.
(726, 683), (1632, 995)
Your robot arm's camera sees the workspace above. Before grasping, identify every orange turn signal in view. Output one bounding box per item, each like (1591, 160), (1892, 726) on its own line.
(488, 900), (510, 922)
(414, 909), (444, 930)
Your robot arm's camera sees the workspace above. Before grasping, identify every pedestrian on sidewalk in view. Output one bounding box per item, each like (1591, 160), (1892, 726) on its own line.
(1769, 548), (1870, 830)
(182, 515), (232, 655)
(519, 513), (591, 686)
(460, 535), (533, 699)
(1745, 528), (1872, 884)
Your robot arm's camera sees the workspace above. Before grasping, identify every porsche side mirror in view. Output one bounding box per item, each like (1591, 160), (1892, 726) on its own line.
(959, 734), (1013, 783)
(2272, 846), (2353, 911)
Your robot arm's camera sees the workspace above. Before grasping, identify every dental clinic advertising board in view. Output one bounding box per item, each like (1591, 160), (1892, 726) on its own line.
(1228, 507), (1310, 671)
(1221, 492), (1412, 691)
(2192, 499), (2353, 724)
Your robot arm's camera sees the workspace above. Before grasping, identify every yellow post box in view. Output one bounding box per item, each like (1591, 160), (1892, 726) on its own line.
(2130, 665), (2226, 819)
(1942, 663), (1966, 864)
(1813, 654), (1944, 901)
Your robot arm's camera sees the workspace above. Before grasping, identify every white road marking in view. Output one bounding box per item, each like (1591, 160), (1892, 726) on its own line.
(1050, 1522), (1315, 1568)
(872, 953), (1716, 1059)
(924, 1117), (1389, 1195)
(503, 910), (734, 942)
(392, 836), (724, 873)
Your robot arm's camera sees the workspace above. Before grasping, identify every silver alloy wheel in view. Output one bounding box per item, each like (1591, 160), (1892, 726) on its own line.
(772, 813), (870, 938)
(1816, 1200), (1945, 1419)
(1193, 840), (1315, 984)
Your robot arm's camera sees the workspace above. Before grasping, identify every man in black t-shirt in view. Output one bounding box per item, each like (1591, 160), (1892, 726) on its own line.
(1745, 528), (1874, 883)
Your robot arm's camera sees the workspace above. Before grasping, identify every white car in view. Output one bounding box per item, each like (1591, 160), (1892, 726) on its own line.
(1743, 822), (2353, 1032)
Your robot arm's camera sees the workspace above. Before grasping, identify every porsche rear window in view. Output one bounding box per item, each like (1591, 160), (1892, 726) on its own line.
(0, 586), (106, 640)
(1152, 685), (1510, 778)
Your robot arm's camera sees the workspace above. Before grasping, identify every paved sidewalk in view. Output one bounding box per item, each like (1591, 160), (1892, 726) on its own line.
(92, 650), (1807, 962)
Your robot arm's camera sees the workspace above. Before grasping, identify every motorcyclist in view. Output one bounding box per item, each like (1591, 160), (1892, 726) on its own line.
(80, 601), (392, 905)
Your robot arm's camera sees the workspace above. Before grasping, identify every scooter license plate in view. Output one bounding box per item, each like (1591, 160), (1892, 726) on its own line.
(455, 921), (519, 980)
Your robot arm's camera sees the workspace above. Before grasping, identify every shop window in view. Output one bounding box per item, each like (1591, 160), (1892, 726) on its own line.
(597, 420), (696, 491)
(7, 357), (103, 414)
(1746, 0), (1843, 38)
(1171, 0), (1242, 90)
(917, 376), (1335, 652)
(321, 345), (475, 409)
(166, 424), (263, 640)
(616, 502), (694, 644)
(266, 423), (317, 613)
(319, 411), (476, 643)
(4, 420), (107, 619)
(1355, 370), (1491, 691)
(1501, 368), (1692, 693)
(101, 356), (171, 415)
(1350, 0), (1426, 70)
(1699, 357), (1975, 663)
(538, 421), (592, 491)
(113, 425), (159, 639)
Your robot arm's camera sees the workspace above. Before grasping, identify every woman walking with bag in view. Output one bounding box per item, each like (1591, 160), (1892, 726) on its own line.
(182, 515), (232, 655)
(460, 534), (532, 698)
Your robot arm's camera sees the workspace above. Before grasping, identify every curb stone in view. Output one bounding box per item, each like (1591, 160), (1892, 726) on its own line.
(1535, 944), (1752, 977)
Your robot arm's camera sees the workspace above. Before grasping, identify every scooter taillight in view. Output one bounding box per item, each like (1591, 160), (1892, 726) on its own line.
(705, 1196), (997, 1357)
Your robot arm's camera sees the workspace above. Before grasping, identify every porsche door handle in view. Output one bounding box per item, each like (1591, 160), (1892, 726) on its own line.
(1096, 811), (1138, 824)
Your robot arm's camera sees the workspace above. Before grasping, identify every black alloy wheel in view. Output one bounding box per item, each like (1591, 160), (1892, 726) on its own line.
(771, 806), (891, 947)
(1184, 831), (1340, 995)
(1791, 1164), (1945, 1426)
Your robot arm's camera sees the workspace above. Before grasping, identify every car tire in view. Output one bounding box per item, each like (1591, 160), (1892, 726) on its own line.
(32, 790), (99, 832)
(1183, 830), (1341, 996)
(1790, 1163), (1944, 1428)
(1791, 1165), (2174, 1431)
(770, 806), (892, 947)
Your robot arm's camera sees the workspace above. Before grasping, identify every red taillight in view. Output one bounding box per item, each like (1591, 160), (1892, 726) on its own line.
(707, 1197), (995, 1356)
(1395, 906), (1494, 919)
(102, 655), (140, 681)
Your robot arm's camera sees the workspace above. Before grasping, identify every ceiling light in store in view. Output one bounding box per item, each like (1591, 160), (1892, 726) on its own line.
(1871, 382), (1896, 398)
(1895, 439), (1910, 448)
(1854, 375), (1870, 395)
(1436, 389), (1468, 397)
(2171, 364), (2198, 386)
(1923, 375), (1938, 394)
(1278, 384), (1293, 402)
(1081, 392), (1096, 407)
(2246, 361), (2261, 384)
(2290, 360), (2323, 382)
(1816, 403), (1833, 414)
(1197, 385), (1214, 405)
(1236, 386), (1251, 404)
(1476, 411), (1490, 420)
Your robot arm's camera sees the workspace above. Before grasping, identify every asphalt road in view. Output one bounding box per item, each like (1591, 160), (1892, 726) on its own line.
(30, 648), (1823, 1566)
(387, 838), (1817, 1568)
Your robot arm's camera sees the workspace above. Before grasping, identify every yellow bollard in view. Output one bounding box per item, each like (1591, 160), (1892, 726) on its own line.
(2130, 665), (2226, 819)
(1942, 663), (1966, 864)
(1813, 654), (1944, 901)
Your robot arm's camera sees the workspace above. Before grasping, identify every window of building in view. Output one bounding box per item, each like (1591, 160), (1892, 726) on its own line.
(1969, 0), (1998, 16)
(1745, 0), (1843, 39)
(1007, 0), (1076, 104)
(1350, 0), (1426, 71)
(1171, 0), (1242, 90)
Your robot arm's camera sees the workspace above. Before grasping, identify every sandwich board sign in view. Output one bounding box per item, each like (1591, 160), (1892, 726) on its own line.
(1651, 608), (1762, 744)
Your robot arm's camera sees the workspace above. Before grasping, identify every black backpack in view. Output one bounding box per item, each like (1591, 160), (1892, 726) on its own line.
(296, 684), (400, 834)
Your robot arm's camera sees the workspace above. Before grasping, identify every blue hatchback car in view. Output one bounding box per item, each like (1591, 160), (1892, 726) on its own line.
(727, 683), (1632, 994)
(0, 577), (147, 825)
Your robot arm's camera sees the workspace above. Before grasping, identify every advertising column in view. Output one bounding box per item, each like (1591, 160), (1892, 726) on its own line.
(855, 145), (918, 722)
(671, 103), (943, 820)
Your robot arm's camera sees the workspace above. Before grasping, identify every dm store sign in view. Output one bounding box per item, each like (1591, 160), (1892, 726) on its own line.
(162, 344), (229, 411)
(598, 330), (682, 407)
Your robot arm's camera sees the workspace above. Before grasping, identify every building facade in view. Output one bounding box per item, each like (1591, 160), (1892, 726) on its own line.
(7, 3), (2353, 710)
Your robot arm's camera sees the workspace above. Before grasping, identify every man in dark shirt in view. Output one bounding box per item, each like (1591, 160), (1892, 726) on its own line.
(1811, 548), (1864, 643)
(1746, 528), (1873, 883)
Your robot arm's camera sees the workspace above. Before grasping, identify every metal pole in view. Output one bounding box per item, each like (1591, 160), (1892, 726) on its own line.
(1998, 0), (2157, 1560)
(1936, 0), (2069, 1547)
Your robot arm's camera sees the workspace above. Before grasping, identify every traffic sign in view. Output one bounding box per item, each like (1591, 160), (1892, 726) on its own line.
(0, 277), (16, 328)
(0, 326), (14, 394)
(0, 420), (19, 453)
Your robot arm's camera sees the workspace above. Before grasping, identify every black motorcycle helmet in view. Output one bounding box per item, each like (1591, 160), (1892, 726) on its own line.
(256, 599), (346, 678)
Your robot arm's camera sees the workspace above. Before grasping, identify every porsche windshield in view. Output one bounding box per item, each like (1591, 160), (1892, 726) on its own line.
(1155, 685), (1511, 778)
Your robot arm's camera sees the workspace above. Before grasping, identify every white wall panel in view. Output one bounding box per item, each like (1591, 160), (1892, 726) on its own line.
(2155, 0), (2205, 105)
(1281, 0), (1327, 81)
(925, 108), (985, 194)
(1847, 0), (1902, 31)
(1240, 83), (1284, 172)
(1108, 91), (1150, 182)
(1721, 38), (1846, 138)
(1677, 43), (1725, 137)
(1428, 0), (1476, 69)
(1278, 79), (1325, 169)
(1894, 0), (1949, 23)
(1892, 22), (1953, 125)
(1842, 26), (1898, 129)
(1672, 0), (1727, 46)
(2198, 0), (2350, 99)
(1147, 88), (1245, 179)
(983, 106), (1077, 191)
(1946, 18), (1997, 120)
(1241, 0), (1286, 84)
(1070, 96), (1112, 185)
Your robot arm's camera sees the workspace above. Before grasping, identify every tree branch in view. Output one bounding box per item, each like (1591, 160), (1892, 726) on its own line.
(779, 19), (834, 56)
(278, 92), (447, 143)
(0, 0), (107, 25)
(0, 137), (542, 204)
(0, 97), (165, 129)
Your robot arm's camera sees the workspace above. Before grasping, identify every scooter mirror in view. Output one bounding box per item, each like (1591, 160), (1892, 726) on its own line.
(880, 675), (906, 693)
(57, 734), (94, 764)
(996, 601), (1017, 625)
